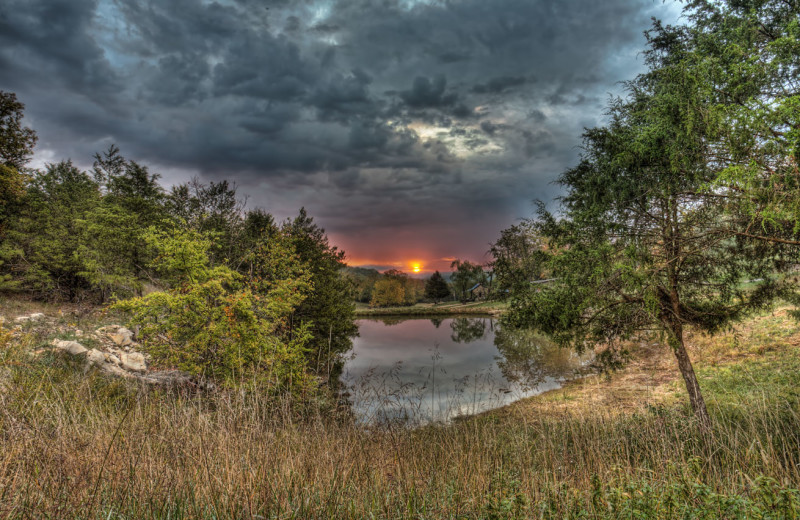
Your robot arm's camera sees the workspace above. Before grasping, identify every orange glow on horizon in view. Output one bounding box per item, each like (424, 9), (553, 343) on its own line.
(348, 258), (453, 275)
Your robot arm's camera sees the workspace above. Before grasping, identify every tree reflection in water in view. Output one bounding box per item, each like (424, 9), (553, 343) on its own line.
(448, 317), (581, 390)
(345, 317), (588, 424)
(494, 327), (579, 390)
(449, 317), (489, 343)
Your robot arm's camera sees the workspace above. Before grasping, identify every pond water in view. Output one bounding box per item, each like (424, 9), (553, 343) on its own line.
(341, 316), (588, 424)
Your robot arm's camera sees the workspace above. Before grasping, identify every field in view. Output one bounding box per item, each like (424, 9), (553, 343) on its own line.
(1, 299), (799, 518)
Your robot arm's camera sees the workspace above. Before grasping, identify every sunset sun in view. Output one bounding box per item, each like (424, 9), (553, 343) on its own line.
(412, 263), (421, 273)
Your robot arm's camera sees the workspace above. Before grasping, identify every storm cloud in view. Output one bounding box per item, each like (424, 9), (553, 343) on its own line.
(0, 0), (680, 272)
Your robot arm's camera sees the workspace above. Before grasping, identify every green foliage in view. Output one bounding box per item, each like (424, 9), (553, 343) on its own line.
(166, 178), (245, 264)
(77, 146), (168, 299)
(370, 276), (406, 307)
(449, 259), (486, 302)
(424, 270), (451, 303)
(503, 19), (800, 423)
(536, 475), (800, 519)
(6, 161), (101, 299)
(342, 265), (382, 303)
(490, 221), (546, 296)
(113, 226), (313, 389)
(449, 316), (487, 343)
(0, 91), (36, 290)
(283, 208), (357, 372)
(0, 91), (37, 171)
(686, 0), (800, 234)
(0, 109), (357, 385)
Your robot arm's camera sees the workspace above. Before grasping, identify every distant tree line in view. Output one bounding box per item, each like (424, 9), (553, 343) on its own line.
(344, 258), (494, 308)
(0, 94), (355, 391)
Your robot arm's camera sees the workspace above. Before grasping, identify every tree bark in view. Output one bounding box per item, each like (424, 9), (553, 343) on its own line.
(668, 321), (712, 429)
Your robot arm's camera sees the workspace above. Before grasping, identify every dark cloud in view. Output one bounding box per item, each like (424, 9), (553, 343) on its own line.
(472, 76), (529, 94)
(0, 0), (681, 268)
(400, 76), (458, 109)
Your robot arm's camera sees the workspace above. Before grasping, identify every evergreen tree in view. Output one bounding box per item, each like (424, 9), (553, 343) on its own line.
(687, 0), (800, 241)
(284, 208), (357, 374)
(503, 21), (798, 427)
(0, 91), (37, 171)
(0, 91), (36, 289)
(81, 146), (167, 299)
(424, 270), (451, 303)
(11, 161), (101, 300)
(166, 179), (245, 265)
(114, 225), (313, 390)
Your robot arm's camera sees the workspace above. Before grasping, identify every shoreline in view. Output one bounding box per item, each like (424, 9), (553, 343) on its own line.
(354, 301), (506, 317)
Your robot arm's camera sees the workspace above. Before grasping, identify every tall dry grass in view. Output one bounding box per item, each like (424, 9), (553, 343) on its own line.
(1, 347), (799, 518)
(2, 304), (800, 518)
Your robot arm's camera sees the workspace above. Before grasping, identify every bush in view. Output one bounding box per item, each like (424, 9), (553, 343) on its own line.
(113, 226), (313, 390)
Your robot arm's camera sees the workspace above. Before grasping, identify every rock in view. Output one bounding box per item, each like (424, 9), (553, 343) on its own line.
(120, 352), (146, 373)
(52, 339), (88, 356)
(100, 363), (133, 378)
(107, 354), (121, 366)
(108, 327), (135, 347)
(15, 313), (46, 324)
(86, 349), (106, 366)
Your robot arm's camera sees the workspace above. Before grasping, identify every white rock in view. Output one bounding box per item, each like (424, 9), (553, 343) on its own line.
(100, 363), (133, 378)
(108, 354), (121, 366)
(120, 352), (146, 372)
(52, 339), (88, 356)
(86, 349), (106, 366)
(15, 313), (45, 323)
(109, 327), (134, 347)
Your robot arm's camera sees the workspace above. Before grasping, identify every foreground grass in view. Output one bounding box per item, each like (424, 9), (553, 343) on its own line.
(355, 300), (508, 317)
(1, 301), (800, 518)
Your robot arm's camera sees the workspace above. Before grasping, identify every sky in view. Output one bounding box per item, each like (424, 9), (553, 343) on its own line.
(0, 0), (681, 275)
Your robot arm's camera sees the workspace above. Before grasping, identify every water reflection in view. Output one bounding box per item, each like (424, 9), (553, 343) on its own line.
(342, 317), (588, 425)
(449, 317), (489, 343)
(494, 328), (578, 391)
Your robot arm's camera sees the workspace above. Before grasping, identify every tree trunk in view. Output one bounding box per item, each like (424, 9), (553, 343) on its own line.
(668, 322), (711, 429)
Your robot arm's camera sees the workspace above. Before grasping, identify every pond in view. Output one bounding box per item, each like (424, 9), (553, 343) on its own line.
(341, 316), (588, 425)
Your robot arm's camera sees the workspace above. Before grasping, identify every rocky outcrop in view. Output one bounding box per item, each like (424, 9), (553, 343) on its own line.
(8, 314), (200, 389)
(45, 323), (194, 386)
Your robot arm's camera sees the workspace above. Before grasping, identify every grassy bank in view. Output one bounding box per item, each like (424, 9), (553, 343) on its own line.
(1, 300), (799, 518)
(355, 300), (508, 317)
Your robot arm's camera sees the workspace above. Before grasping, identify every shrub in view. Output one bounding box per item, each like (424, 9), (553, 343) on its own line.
(113, 226), (313, 390)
